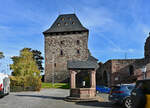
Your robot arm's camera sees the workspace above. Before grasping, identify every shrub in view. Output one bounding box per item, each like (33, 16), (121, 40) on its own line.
(10, 48), (42, 92)
(10, 76), (41, 92)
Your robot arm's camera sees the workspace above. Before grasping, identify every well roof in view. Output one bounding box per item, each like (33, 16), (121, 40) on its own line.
(67, 56), (98, 70)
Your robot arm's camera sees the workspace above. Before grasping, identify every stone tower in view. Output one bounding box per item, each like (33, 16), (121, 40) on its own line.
(145, 33), (150, 63)
(43, 14), (89, 82)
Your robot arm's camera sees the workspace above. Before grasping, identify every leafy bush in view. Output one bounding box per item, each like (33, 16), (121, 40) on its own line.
(24, 75), (41, 91)
(10, 76), (41, 92)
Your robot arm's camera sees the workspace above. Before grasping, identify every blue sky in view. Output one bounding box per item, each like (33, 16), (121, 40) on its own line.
(0, 0), (150, 65)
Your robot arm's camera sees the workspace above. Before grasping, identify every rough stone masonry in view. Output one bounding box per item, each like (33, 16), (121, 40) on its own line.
(43, 14), (90, 82)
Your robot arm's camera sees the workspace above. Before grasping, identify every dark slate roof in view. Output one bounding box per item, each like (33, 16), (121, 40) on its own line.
(88, 56), (98, 62)
(67, 56), (98, 70)
(43, 14), (88, 34)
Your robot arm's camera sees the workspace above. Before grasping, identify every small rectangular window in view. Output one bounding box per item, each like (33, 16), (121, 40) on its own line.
(77, 40), (80, 45)
(60, 41), (63, 44)
(54, 63), (56, 67)
(77, 50), (80, 54)
(60, 50), (63, 56)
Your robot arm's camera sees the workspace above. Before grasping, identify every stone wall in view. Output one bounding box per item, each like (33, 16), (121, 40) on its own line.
(97, 59), (145, 87)
(97, 34), (150, 86)
(96, 60), (112, 86)
(111, 59), (144, 85)
(96, 62), (103, 85)
(44, 32), (89, 82)
(101, 60), (112, 86)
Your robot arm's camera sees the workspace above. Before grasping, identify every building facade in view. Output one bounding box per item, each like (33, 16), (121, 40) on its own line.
(97, 33), (150, 87)
(43, 14), (90, 82)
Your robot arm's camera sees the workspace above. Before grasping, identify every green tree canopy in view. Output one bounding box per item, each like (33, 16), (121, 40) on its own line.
(32, 50), (44, 73)
(10, 48), (40, 77)
(19, 48), (44, 73)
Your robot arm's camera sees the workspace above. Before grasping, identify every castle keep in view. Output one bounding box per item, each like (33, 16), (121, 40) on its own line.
(43, 14), (90, 82)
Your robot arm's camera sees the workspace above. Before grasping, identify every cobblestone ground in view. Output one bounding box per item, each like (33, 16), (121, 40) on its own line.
(97, 93), (109, 102)
(0, 89), (121, 108)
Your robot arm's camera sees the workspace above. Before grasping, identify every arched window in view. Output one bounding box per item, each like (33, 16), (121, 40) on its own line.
(129, 65), (134, 76)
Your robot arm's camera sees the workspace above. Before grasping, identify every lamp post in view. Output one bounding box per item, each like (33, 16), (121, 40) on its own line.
(52, 53), (55, 87)
(141, 66), (146, 79)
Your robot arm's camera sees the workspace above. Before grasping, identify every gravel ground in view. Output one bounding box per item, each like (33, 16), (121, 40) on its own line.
(97, 93), (109, 102)
(0, 89), (121, 108)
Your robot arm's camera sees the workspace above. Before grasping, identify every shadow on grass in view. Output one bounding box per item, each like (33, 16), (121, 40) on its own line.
(76, 101), (122, 108)
(59, 84), (69, 89)
(15, 94), (65, 100)
(41, 83), (69, 89)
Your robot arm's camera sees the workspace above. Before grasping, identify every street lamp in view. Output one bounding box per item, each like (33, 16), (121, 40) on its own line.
(52, 53), (55, 87)
(141, 66), (146, 79)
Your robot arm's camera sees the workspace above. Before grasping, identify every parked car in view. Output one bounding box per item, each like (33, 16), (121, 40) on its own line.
(109, 84), (135, 108)
(131, 79), (150, 108)
(96, 85), (110, 93)
(0, 73), (10, 97)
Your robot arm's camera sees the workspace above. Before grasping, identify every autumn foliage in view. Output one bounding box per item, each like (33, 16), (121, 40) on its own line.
(10, 48), (41, 91)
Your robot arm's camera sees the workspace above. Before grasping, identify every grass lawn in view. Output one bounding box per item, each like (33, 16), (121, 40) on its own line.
(42, 83), (69, 89)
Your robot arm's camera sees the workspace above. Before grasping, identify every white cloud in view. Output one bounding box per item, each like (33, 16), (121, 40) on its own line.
(112, 48), (135, 53)
(128, 49), (135, 53)
(78, 6), (114, 28)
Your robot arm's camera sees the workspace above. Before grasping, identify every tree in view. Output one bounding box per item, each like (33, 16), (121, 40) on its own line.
(10, 48), (42, 91)
(18, 48), (44, 73)
(10, 48), (40, 76)
(0, 52), (4, 59)
(32, 50), (44, 73)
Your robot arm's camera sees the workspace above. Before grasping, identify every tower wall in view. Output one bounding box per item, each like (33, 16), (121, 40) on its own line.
(44, 32), (89, 82)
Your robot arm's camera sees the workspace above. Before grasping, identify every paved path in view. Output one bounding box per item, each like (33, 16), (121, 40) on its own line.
(97, 93), (109, 102)
(0, 89), (121, 108)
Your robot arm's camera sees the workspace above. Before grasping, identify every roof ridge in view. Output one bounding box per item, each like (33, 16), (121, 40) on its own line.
(59, 13), (76, 16)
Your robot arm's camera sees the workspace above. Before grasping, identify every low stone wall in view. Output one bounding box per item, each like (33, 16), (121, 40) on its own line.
(70, 88), (96, 99)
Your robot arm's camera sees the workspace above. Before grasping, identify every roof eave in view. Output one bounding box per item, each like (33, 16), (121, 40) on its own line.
(43, 29), (89, 35)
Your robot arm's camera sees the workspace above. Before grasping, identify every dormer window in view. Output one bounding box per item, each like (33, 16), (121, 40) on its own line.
(61, 17), (65, 21)
(77, 40), (80, 45)
(64, 22), (68, 26)
(72, 21), (75, 25)
(68, 17), (72, 20)
(57, 23), (60, 26)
